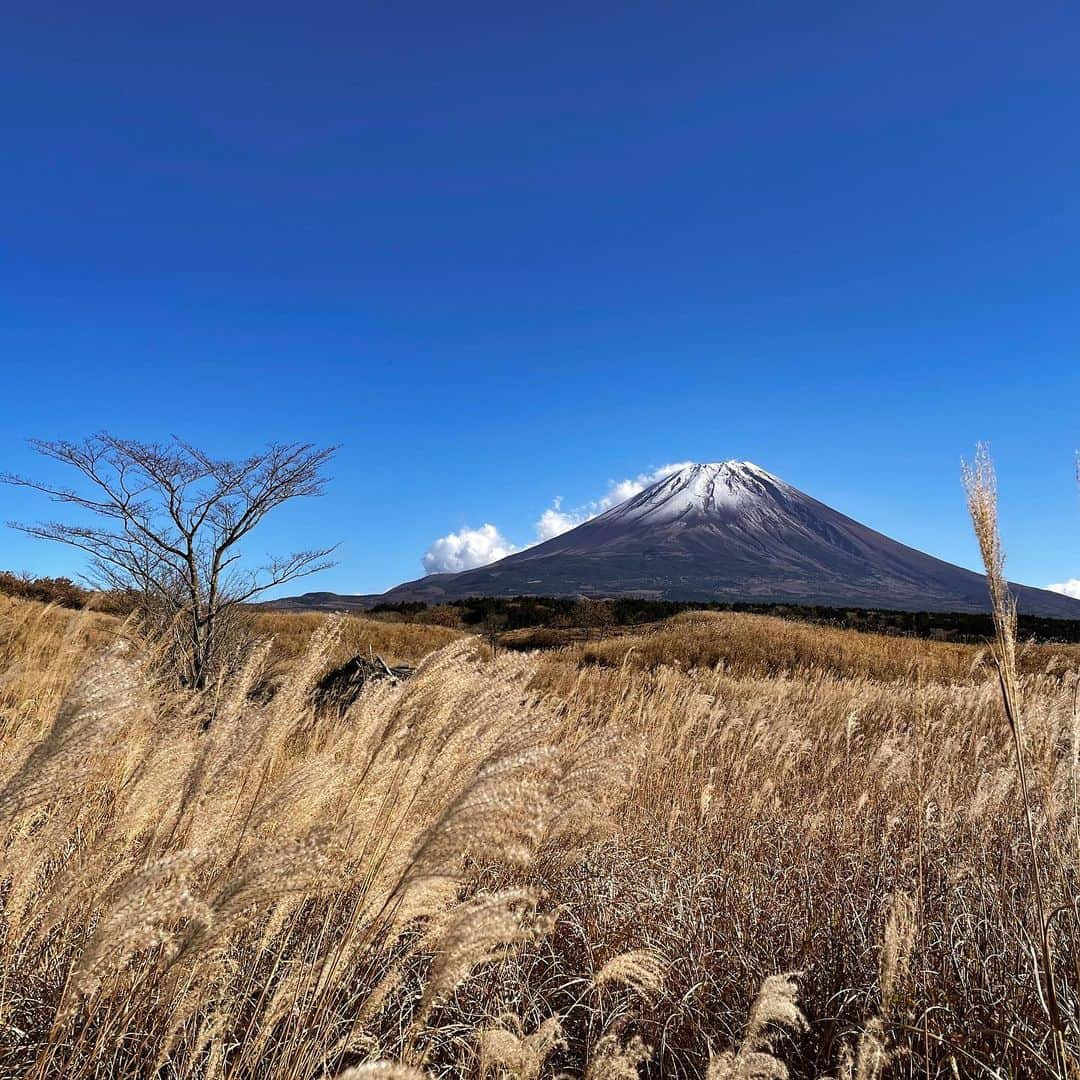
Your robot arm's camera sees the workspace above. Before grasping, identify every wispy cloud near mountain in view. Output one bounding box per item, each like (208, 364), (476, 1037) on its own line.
(534, 462), (693, 541)
(1048, 579), (1080, 600)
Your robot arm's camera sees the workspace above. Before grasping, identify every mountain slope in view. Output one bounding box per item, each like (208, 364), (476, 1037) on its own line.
(363, 461), (1080, 617)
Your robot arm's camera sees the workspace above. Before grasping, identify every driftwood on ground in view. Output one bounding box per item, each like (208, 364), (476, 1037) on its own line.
(313, 650), (415, 717)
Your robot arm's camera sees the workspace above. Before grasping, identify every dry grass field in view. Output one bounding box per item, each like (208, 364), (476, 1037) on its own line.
(251, 610), (466, 667)
(1, 582), (1079, 1078)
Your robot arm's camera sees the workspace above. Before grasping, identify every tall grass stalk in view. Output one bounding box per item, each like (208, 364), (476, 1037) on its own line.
(963, 442), (1068, 1077)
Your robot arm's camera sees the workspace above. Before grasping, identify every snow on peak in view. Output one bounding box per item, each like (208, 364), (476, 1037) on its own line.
(599, 460), (788, 525)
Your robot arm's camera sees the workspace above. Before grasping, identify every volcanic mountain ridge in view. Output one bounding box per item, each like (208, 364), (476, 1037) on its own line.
(276, 461), (1080, 618)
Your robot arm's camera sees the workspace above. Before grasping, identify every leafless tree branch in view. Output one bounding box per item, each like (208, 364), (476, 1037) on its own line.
(3, 433), (338, 688)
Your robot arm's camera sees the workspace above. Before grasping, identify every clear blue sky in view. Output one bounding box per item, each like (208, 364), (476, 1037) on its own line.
(2, 2), (1078, 597)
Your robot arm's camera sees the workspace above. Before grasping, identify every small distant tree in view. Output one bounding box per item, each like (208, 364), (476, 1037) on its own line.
(575, 598), (615, 640)
(425, 604), (462, 629)
(4, 433), (337, 689)
(482, 610), (509, 657)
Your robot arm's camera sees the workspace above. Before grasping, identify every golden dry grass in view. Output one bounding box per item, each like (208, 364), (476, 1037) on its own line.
(0, 594), (118, 737)
(570, 607), (1080, 683)
(2, 592), (1080, 1078)
(252, 609), (465, 667)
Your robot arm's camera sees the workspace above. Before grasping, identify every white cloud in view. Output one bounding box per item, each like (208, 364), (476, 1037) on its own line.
(535, 497), (585, 541)
(1048, 579), (1080, 599)
(421, 462), (695, 573)
(422, 524), (517, 574)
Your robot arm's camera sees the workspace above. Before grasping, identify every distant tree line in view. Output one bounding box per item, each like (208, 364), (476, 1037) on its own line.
(0, 570), (136, 614)
(369, 594), (1080, 645)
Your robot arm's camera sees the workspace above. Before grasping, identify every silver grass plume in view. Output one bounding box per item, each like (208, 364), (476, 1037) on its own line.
(708, 973), (807, 1080)
(477, 1014), (566, 1079)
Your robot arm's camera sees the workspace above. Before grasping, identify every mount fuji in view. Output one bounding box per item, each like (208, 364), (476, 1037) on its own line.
(282, 462), (1080, 617)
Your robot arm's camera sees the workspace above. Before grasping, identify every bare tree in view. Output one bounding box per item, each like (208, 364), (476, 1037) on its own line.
(4, 434), (337, 688)
(481, 610), (508, 658)
(574, 597), (615, 640)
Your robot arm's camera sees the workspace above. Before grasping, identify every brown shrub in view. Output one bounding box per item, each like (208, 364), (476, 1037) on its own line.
(0, 570), (135, 614)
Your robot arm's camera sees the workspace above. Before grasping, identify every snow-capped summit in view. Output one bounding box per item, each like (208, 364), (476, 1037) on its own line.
(600, 461), (788, 525)
(276, 461), (1080, 618)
